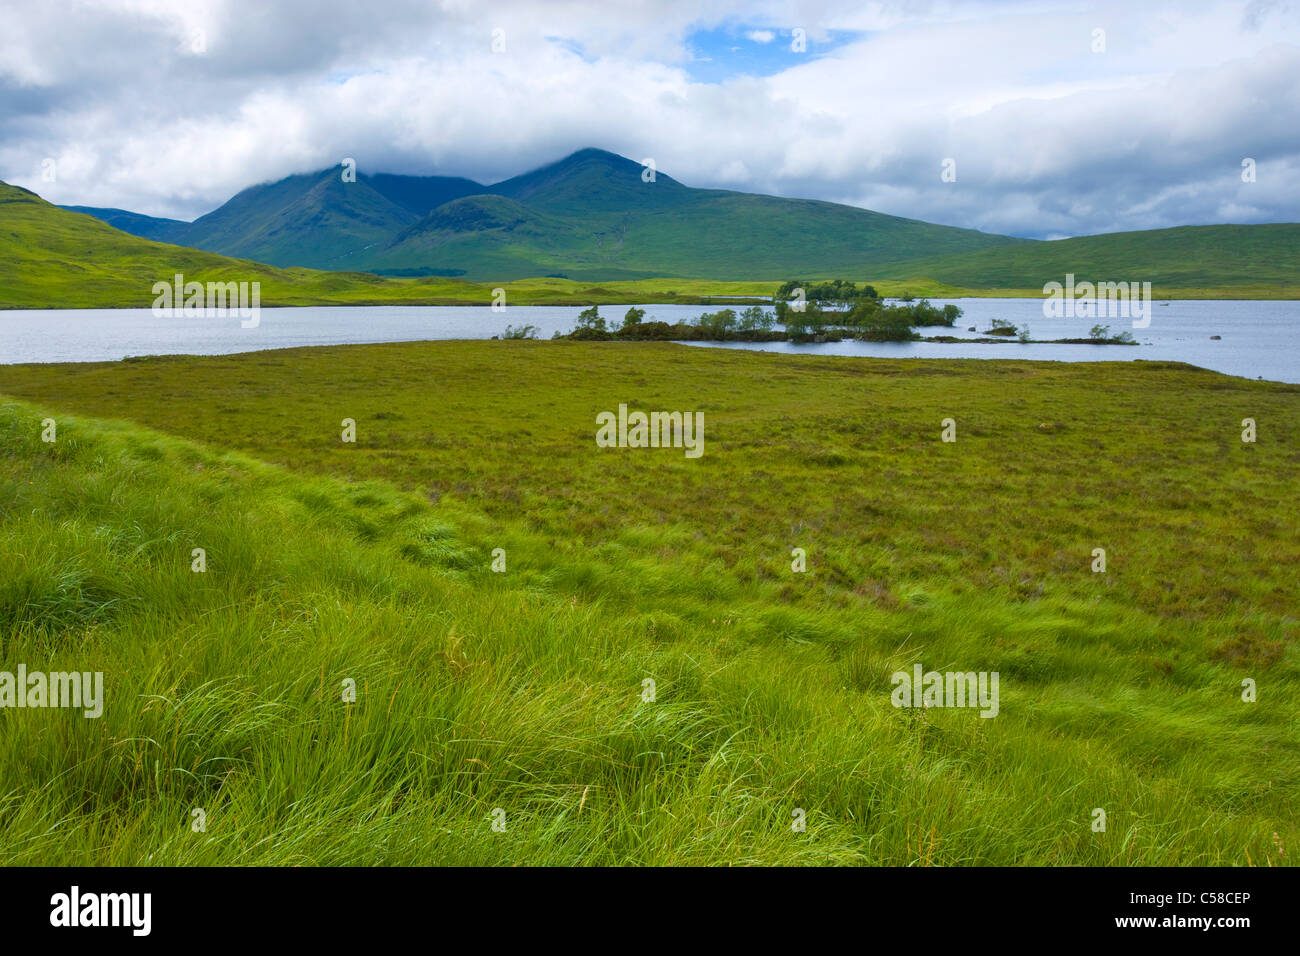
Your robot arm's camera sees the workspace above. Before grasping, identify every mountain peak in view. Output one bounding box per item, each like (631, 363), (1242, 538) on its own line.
(488, 147), (685, 211)
(528, 147), (670, 180)
(554, 147), (638, 166)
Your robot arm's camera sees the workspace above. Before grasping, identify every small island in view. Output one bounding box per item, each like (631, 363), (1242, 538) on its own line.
(549, 281), (1140, 346)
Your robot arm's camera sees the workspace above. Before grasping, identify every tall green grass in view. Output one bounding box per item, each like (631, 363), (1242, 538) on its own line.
(0, 342), (1296, 865)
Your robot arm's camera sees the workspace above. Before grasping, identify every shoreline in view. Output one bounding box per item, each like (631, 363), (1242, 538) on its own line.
(5, 285), (1300, 312)
(1, 337), (1287, 384)
(5, 294), (1300, 311)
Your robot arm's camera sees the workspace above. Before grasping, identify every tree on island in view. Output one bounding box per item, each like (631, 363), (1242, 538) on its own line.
(569, 305), (607, 339)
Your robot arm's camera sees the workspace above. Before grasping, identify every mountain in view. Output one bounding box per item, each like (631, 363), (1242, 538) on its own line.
(488, 147), (692, 210)
(60, 206), (189, 243)
(366, 172), (484, 216)
(0, 179), (762, 309)
(174, 169), (421, 270)
(6, 179), (1300, 306)
(64, 148), (1025, 279)
(59, 168), (487, 273)
(377, 148), (1032, 279)
(0, 180), (489, 309)
(47, 149), (1300, 290)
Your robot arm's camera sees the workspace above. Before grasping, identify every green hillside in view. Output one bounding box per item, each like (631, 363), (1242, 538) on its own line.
(880, 223), (1300, 293)
(1, 342), (1296, 864)
(51, 149), (1300, 291)
(370, 149), (1029, 279)
(177, 170), (419, 270)
(0, 181), (768, 308)
(64, 149), (1025, 280)
(1, 181), (424, 309)
(490, 146), (693, 210)
(365, 172), (484, 216)
(12, 177), (1300, 304)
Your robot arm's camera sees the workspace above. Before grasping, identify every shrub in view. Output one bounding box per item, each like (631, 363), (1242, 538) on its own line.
(569, 305), (610, 340)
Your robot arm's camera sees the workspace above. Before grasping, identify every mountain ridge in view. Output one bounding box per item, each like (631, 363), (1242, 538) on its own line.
(6, 179), (1300, 305)
(35, 147), (1300, 292)
(59, 147), (1026, 279)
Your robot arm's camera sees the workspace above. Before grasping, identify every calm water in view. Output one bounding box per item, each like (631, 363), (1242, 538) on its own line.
(2, 299), (1297, 382)
(687, 298), (1300, 383)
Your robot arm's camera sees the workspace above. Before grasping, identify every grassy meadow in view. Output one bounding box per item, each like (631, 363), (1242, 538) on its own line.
(0, 341), (1297, 865)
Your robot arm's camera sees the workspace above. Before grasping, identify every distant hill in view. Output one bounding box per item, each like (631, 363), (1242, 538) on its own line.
(58, 169), (486, 272)
(0, 180), (771, 308)
(875, 223), (1300, 293)
(63, 148), (1025, 280)
(61, 205), (189, 243)
(31, 149), (1300, 296)
(173, 170), (417, 270)
(0, 180), (477, 308)
(366, 148), (1029, 280)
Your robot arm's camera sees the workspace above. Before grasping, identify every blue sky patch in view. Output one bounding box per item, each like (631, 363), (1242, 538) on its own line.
(682, 25), (862, 82)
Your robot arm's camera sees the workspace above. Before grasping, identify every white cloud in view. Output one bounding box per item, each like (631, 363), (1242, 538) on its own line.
(0, 0), (1296, 238)
(745, 29), (776, 42)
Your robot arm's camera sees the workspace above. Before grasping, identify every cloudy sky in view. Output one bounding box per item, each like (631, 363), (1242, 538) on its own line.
(2, 0), (1297, 238)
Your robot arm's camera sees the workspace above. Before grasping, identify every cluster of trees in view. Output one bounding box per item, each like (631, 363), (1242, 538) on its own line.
(558, 285), (963, 344)
(530, 296), (1134, 347)
(775, 279), (879, 308)
(561, 305), (784, 342)
(768, 280), (962, 341)
(775, 298), (963, 342)
(696, 306), (777, 337)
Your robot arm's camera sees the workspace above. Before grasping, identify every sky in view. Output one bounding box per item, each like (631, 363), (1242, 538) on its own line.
(1, 0), (1297, 239)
